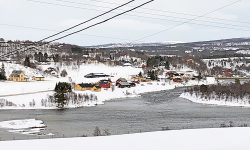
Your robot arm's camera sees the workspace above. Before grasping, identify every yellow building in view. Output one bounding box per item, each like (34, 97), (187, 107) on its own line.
(8, 70), (29, 82)
(74, 83), (101, 92)
(131, 76), (149, 82)
(32, 75), (45, 81)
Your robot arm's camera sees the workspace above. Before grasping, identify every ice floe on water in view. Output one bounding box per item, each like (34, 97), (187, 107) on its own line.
(0, 119), (50, 136)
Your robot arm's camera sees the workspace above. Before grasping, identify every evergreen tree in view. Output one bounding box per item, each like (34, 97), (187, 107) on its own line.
(53, 54), (60, 62)
(54, 82), (72, 109)
(138, 71), (143, 77)
(38, 52), (43, 62)
(147, 70), (158, 80)
(34, 52), (39, 61)
(24, 56), (31, 67)
(0, 63), (7, 80)
(165, 61), (170, 69)
(44, 52), (48, 62)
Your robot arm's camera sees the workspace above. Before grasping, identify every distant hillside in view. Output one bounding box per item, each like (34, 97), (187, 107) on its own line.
(88, 41), (181, 48)
(92, 38), (250, 58)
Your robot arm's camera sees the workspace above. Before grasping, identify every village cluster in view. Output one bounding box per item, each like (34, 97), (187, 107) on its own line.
(3, 63), (202, 94)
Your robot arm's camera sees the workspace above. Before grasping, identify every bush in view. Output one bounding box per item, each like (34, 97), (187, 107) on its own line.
(93, 126), (101, 136)
(60, 69), (68, 77)
(200, 84), (208, 93)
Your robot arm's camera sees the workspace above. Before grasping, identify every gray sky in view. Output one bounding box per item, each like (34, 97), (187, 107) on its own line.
(0, 0), (249, 46)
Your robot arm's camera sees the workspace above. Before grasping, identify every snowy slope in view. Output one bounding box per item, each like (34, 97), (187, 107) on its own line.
(0, 127), (250, 150)
(180, 93), (250, 107)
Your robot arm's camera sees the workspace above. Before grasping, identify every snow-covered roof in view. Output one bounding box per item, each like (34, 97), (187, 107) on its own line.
(123, 63), (132, 66)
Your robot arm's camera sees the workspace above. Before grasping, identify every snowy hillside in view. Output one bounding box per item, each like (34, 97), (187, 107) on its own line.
(203, 57), (250, 70)
(3, 62), (46, 78)
(88, 41), (180, 48)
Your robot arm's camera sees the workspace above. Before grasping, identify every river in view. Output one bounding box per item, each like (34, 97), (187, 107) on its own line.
(0, 87), (250, 141)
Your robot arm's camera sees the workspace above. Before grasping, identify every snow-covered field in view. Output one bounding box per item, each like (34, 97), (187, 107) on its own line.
(180, 93), (250, 107)
(0, 127), (250, 150)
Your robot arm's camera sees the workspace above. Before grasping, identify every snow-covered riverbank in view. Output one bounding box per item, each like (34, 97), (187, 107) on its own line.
(1, 127), (250, 150)
(180, 92), (250, 107)
(0, 62), (217, 109)
(0, 77), (216, 109)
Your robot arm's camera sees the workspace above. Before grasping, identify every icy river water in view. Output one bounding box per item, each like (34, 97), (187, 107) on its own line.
(1, 87), (250, 141)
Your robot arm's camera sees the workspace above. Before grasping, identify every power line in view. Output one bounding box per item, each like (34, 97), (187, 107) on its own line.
(0, 0), (154, 58)
(0, 23), (130, 41)
(26, 0), (250, 31)
(0, 0), (136, 58)
(133, 0), (243, 42)
(1, 12), (250, 45)
(38, 0), (135, 41)
(47, 0), (154, 43)
(2, 0), (248, 46)
(53, 0), (250, 25)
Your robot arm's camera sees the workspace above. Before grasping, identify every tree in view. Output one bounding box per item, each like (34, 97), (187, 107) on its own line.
(200, 84), (208, 93)
(60, 69), (68, 77)
(138, 71), (143, 77)
(235, 78), (240, 85)
(147, 70), (158, 80)
(53, 54), (60, 62)
(15, 51), (21, 63)
(34, 52), (39, 61)
(165, 61), (170, 69)
(54, 82), (72, 109)
(55, 82), (72, 93)
(38, 52), (43, 62)
(93, 126), (101, 136)
(24, 56), (31, 67)
(0, 63), (7, 80)
(54, 92), (67, 109)
(103, 129), (111, 136)
(44, 52), (48, 62)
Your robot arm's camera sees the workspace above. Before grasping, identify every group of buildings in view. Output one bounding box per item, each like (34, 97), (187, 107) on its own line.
(8, 70), (45, 82)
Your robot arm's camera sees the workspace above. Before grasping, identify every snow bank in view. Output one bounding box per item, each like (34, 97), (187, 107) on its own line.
(0, 119), (47, 135)
(180, 93), (250, 107)
(1, 127), (250, 150)
(0, 119), (45, 129)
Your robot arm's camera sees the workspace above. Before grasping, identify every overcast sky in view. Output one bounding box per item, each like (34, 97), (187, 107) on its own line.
(0, 0), (249, 46)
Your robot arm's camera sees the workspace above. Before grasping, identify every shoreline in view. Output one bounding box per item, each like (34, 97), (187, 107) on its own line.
(0, 78), (216, 110)
(180, 93), (250, 108)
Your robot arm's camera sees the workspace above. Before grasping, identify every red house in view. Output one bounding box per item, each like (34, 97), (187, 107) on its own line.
(98, 80), (111, 88)
(223, 69), (233, 77)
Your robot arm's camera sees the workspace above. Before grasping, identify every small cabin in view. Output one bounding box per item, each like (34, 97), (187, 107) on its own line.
(8, 70), (29, 82)
(74, 83), (101, 92)
(32, 75), (45, 81)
